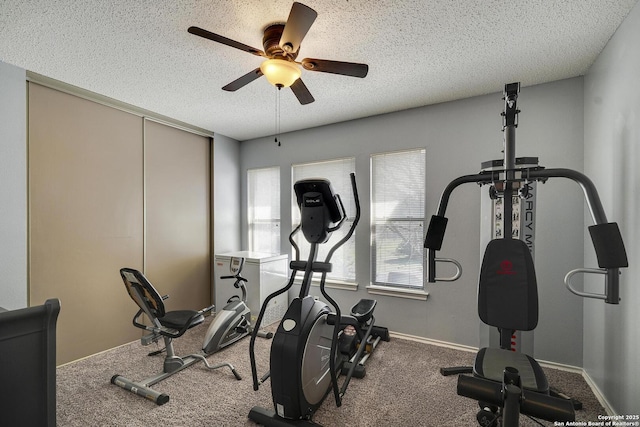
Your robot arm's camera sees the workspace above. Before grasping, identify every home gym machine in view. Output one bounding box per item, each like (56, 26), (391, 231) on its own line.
(423, 82), (628, 426)
(248, 173), (389, 426)
(202, 256), (272, 354)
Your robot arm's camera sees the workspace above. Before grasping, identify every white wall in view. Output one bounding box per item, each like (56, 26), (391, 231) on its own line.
(0, 61), (27, 310)
(583, 1), (640, 415)
(240, 78), (586, 366)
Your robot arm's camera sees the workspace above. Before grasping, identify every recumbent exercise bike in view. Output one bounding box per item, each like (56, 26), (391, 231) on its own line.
(112, 268), (241, 405)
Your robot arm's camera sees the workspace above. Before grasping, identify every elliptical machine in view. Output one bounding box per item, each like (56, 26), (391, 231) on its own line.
(203, 256), (272, 354)
(248, 173), (385, 426)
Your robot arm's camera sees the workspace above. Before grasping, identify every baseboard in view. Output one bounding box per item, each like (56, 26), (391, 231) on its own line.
(536, 358), (583, 374)
(580, 369), (616, 415)
(57, 340), (138, 368)
(389, 331), (478, 353)
(390, 331), (615, 415)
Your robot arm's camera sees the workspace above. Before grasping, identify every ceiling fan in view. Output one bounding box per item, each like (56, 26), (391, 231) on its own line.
(187, 2), (368, 105)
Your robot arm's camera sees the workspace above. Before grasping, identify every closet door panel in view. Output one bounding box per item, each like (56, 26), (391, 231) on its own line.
(28, 83), (144, 364)
(144, 120), (211, 310)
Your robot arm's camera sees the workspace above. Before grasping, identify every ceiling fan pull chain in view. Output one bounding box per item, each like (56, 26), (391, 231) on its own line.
(274, 86), (281, 147)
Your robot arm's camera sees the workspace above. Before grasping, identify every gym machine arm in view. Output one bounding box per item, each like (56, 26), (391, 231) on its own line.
(424, 166), (628, 304)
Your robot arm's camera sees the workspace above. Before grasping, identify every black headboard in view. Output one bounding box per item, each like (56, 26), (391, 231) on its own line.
(0, 299), (60, 427)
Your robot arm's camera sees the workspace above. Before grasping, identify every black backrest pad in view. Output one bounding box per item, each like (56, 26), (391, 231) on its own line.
(424, 215), (448, 250)
(120, 268), (165, 318)
(478, 239), (538, 331)
(589, 222), (629, 268)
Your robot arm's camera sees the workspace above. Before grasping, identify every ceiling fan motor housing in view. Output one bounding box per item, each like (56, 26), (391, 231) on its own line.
(263, 24), (297, 60)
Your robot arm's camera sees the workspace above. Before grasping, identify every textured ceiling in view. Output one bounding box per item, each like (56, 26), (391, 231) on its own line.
(1, 0), (637, 141)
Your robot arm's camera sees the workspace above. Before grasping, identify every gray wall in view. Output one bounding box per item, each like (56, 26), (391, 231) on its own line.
(584, 1), (640, 415)
(0, 61), (27, 310)
(212, 132), (242, 306)
(213, 132), (242, 254)
(240, 78), (586, 366)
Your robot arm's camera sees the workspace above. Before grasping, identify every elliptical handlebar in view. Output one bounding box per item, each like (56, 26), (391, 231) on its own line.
(319, 173), (361, 407)
(325, 173), (360, 263)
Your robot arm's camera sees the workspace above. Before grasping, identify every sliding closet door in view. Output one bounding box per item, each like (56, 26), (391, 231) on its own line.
(144, 120), (211, 310)
(29, 83), (144, 364)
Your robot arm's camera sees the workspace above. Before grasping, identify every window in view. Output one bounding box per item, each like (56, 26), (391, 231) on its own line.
(292, 158), (356, 283)
(248, 167), (280, 254)
(371, 149), (425, 289)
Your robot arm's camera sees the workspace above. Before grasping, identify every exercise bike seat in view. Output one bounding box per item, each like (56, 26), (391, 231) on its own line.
(350, 299), (377, 323)
(157, 310), (205, 332)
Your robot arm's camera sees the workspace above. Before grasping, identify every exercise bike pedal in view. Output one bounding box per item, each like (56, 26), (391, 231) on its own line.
(235, 325), (249, 334)
(476, 408), (498, 427)
(235, 317), (250, 334)
(147, 347), (166, 357)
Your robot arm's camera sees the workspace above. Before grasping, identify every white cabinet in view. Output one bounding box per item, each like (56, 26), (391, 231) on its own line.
(214, 251), (288, 326)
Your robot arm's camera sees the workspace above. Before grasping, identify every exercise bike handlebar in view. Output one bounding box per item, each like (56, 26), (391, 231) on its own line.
(220, 274), (247, 281)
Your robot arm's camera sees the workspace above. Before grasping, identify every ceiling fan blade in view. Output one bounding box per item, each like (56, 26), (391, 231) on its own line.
(290, 78), (315, 105)
(301, 58), (369, 78)
(279, 2), (318, 54)
(188, 26), (265, 57)
(222, 68), (264, 91)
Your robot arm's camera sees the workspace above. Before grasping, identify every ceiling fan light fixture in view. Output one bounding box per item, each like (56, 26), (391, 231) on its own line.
(260, 59), (301, 88)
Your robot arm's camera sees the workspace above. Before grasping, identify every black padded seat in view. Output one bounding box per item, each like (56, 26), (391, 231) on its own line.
(158, 310), (204, 331)
(474, 347), (549, 393)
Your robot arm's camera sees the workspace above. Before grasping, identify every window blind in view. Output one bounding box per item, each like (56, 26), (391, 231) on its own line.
(371, 149), (425, 288)
(248, 166), (281, 254)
